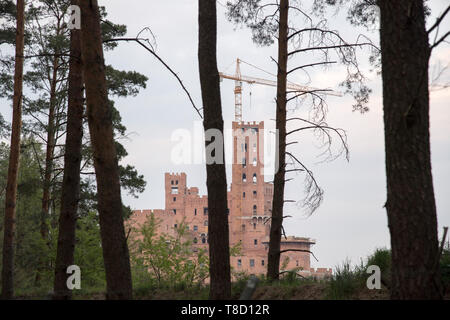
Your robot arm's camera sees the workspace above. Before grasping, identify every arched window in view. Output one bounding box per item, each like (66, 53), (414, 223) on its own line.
(202, 237), (206, 244)
(253, 205), (257, 215)
(204, 220), (208, 226)
(252, 173), (257, 183)
(193, 237), (198, 244)
(242, 173), (247, 182)
(253, 158), (257, 166)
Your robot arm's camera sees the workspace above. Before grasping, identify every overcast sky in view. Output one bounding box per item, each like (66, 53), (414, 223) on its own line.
(2, 0), (449, 270)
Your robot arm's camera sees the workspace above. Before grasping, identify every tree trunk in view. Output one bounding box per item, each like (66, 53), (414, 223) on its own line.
(53, 2), (84, 299)
(267, 0), (289, 281)
(378, 0), (443, 299)
(35, 20), (63, 287)
(79, 0), (132, 300)
(1, 0), (25, 300)
(198, 0), (231, 300)
(40, 58), (58, 243)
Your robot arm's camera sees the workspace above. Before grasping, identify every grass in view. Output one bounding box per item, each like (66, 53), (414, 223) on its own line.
(325, 248), (391, 300)
(17, 247), (450, 300)
(325, 258), (366, 299)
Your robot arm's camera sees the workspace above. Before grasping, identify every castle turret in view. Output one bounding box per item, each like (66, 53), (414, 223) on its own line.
(165, 172), (187, 216)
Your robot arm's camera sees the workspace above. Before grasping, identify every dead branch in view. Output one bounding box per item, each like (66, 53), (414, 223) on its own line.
(103, 37), (202, 119)
(286, 117), (349, 162)
(428, 5), (450, 34)
(287, 60), (337, 75)
(286, 151), (324, 215)
(430, 30), (450, 51)
(279, 248), (319, 262)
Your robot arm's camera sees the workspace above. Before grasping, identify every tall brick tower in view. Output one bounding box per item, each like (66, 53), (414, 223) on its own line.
(228, 121), (273, 271)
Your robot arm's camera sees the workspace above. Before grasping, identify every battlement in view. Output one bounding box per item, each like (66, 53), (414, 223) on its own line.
(132, 209), (166, 215)
(165, 172), (187, 181)
(297, 267), (332, 280)
(313, 268), (333, 274)
(280, 236), (316, 245)
(232, 121), (264, 129)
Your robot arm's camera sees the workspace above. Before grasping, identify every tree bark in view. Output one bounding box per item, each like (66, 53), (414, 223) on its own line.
(267, 0), (289, 281)
(1, 0), (25, 300)
(378, 0), (443, 299)
(198, 0), (231, 299)
(53, 0), (84, 299)
(35, 18), (64, 287)
(79, 0), (132, 300)
(40, 56), (58, 243)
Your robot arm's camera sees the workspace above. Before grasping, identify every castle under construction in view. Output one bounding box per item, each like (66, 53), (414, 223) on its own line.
(129, 121), (331, 278)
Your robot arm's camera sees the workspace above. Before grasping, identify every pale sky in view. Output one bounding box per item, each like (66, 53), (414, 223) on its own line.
(1, 0), (449, 270)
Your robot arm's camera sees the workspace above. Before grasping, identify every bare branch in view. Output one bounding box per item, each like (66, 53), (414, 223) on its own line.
(430, 30), (450, 51)
(428, 5), (450, 34)
(288, 42), (375, 57)
(279, 248), (319, 262)
(103, 37), (203, 119)
(287, 60), (337, 75)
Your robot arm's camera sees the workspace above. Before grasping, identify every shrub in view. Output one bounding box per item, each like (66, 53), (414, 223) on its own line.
(326, 258), (366, 300)
(366, 248), (391, 287)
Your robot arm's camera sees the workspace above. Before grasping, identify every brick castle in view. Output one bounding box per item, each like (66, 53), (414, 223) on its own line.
(129, 121), (331, 278)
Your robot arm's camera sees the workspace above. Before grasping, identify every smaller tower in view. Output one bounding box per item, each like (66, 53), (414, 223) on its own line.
(165, 172), (187, 216)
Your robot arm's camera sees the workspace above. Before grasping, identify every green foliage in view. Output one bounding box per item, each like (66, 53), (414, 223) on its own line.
(119, 165), (146, 199)
(226, 0), (278, 46)
(73, 212), (106, 289)
(0, 0), (16, 46)
(106, 65), (148, 97)
(441, 244), (450, 292)
(325, 258), (366, 300)
(366, 247), (391, 286)
(130, 214), (209, 290)
(325, 248), (391, 299)
(99, 5), (127, 51)
(0, 140), (106, 296)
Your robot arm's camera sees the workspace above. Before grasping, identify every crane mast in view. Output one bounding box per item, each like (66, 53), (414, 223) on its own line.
(234, 59), (243, 122)
(219, 58), (342, 121)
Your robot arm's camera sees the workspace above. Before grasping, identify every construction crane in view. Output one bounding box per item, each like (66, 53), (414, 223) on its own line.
(219, 58), (343, 121)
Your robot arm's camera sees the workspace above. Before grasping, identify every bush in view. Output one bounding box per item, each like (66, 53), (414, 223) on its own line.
(366, 248), (391, 287)
(326, 258), (366, 299)
(441, 246), (450, 292)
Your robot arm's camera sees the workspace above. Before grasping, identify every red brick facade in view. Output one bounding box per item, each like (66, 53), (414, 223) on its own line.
(129, 121), (331, 278)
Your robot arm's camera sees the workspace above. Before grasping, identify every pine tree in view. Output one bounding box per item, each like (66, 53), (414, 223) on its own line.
(1, 0), (25, 300)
